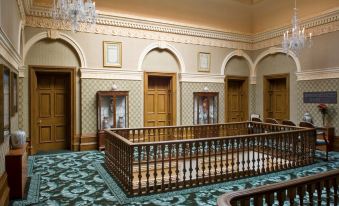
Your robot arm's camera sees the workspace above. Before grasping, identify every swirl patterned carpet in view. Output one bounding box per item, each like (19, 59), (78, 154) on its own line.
(12, 151), (339, 206)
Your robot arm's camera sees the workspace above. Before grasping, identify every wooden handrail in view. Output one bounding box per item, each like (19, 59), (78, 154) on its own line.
(217, 169), (339, 206)
(105, 122), (317, 196)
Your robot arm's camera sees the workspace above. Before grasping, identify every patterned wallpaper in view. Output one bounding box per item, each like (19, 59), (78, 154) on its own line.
(81, 79), (143, 134)
(18, 78), (24, 130)
(180, 82), (225, 125)
(0, 136), (9, 176)
(249, 84), (256, 116)
(297, 78), (339, 134)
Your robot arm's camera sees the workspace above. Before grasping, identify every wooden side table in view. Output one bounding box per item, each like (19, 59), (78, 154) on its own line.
(5, 144), (27, 199)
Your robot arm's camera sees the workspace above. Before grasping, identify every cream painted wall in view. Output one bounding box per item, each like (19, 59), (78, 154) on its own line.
(255, 53), (297, 122)
(24, 27), (234, 74)
(24, 39), (81, 135)
(299, 31), (339, 71)
(142, 49), (180, 72)
(0, 0), (21, 51)
(224, 56), (250, 76)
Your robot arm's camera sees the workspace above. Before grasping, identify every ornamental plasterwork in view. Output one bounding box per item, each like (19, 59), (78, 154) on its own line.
(25, 16), (252, 50)
(22, 0), (339, 50)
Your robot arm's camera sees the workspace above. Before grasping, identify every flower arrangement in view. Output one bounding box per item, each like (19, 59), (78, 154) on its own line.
(317, 103), (328, 114)
(317, 103), (328, 126)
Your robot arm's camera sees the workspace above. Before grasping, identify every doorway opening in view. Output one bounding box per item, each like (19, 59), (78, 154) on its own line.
(144, 72), (177, 127)
(225, 76), (248, 122)
(30, 66), (75, 154)
(263, 74), (289, 122)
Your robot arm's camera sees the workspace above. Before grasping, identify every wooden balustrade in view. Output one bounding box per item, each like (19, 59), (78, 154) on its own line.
(217, 169), (339, 206)
(105, 121), (316, 196)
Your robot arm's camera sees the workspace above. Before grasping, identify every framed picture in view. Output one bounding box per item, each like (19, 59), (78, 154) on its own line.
(103, 41), (122, 67)
(198, 52), (211, 72)
(11, 72), (18, 115)
(0, 65), (10, 144)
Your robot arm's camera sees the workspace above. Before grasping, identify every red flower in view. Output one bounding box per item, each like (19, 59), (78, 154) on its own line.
(317, 104), (328, 114)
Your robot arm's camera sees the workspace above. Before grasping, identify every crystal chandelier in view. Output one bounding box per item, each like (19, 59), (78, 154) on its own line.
(282, 0), (312, 55)
(53, 0), (97, 32)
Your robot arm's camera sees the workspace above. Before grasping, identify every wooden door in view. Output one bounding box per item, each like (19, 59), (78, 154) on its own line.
(145, 76), (172, 127)
(34, 73), (69, 151)
(264, 75), (289, 121)
(226, 77), (248, 122)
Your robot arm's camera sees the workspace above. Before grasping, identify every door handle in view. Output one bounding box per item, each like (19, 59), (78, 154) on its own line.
(38, 120), (42, 124)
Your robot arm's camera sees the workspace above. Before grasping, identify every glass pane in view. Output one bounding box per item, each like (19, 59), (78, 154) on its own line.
(116, 96), (126, 128)
(3, 70), (9, 131)
(193, 96), (198, 124)
(213, 96), (218, 123)
(100, 96), (113, 129)
(199, 96), (209, 124)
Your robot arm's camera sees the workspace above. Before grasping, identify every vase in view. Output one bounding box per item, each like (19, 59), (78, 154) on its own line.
(11, 130), (26, 149)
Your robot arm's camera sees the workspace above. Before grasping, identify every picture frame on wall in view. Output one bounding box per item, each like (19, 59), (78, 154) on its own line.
(103, 41), (122, 67)
(0, 65), (10, 144)
(198, 52), (211, 72)
(11, 72), (18, 115)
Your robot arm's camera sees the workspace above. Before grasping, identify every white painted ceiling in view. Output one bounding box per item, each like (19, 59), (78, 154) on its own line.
(33, 0), (339, 33)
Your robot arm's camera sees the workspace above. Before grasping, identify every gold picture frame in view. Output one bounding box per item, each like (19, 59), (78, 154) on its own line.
(198, 52), (211, 72)
(103, 41), (122, 67)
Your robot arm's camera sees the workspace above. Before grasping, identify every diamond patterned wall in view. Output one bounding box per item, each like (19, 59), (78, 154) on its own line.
(180, 82), (225, 125)
(297, 79), (339, 134)
(249, 84), (256, 115)
(18, 78), (24, 130)
(81, 79), (143, 134)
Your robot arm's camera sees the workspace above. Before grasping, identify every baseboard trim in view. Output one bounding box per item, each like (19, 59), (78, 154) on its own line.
(0, 172), (10, 206)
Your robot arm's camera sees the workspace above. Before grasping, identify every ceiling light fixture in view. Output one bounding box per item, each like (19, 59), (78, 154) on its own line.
(53, 0), (97, 32)
(282, 0), (312, 55)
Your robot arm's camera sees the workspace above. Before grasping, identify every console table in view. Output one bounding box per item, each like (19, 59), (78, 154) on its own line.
(5, 144), (27, 199)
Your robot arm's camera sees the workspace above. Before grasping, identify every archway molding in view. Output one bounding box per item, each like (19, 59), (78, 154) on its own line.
(221, 49), (254, 76)
(253, 47), (301, 76)
(23, 30), (87, 67)
(137, 41), (186, 73)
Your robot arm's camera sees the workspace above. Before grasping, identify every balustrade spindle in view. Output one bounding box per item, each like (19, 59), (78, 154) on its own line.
(168, 144), (172, 189)
(189, 142), (193, 186)
(138, 146), (142, 194)
(176, 143), (179, 188)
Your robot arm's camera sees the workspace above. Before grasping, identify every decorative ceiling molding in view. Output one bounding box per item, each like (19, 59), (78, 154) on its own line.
(296, 67), (339, 81)
(17, 0), (26, 24)
(22, 0), (339, 50)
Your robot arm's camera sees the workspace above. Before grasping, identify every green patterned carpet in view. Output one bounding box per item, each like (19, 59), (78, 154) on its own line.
(12, 151), (339, 206)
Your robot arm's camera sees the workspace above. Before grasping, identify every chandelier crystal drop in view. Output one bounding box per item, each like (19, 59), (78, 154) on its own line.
(282, 0), (312, 56)
(53, 0), (97, 32)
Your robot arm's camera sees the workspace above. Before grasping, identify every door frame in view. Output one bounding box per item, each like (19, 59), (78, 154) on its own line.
(224, 75), (249, 122)
(263, 73), (290, 120)
(29, 66), (76, 154)
(144, 72), (177, 127)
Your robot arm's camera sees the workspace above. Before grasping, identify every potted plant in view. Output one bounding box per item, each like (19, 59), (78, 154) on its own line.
(317, 103), (328, 126)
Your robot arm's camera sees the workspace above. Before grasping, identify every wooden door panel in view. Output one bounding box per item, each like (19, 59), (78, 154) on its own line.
(55, 125), (66, 142)
(227, 79), (246, 122)
(40, 126), (52, 143)
(265, 77), (288, 121)
(145, 76), (172, 127)
(146, 94), (155, 114)
(55, 93), (65, 117)
(39, 93), (52, 118)
(157, 94), (167, 114)
(35, 73), (68, 152)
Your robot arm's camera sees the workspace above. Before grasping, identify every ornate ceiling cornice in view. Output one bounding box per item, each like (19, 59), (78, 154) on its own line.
(22, 0), (339, 50)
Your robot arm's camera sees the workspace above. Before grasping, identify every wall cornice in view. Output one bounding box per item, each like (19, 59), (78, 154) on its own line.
(0, 27), (22, 69)
(22, 0), (339, 50)
(17, 0), (26, 25)
(179, 73), (225, 83)
(80, 68), (143, 80)
(296, 67), (339, 81)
